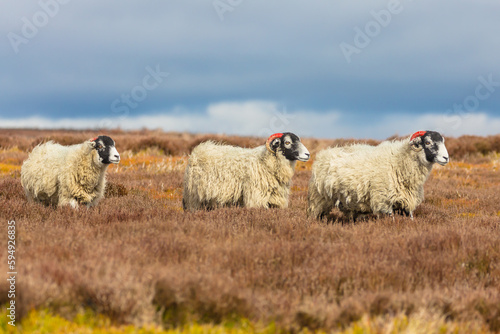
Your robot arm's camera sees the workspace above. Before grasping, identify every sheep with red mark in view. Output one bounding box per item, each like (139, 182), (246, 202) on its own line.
(308, 131), (449, 220)
(183, 132), (310, 211)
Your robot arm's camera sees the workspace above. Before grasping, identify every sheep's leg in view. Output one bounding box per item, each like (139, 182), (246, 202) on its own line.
(403, 209), (414, 220)
(23, 188), (33, 202)
(184, 189), (205, 211)
(355, 213), (372, 221)
(307, 185), (334, 219)
(244, 188), (268, 208)
(88, 178), (106, 207)
(373, 200), (393, 217)
(245, 182), (284, 209)
(59, 173), (95, 207)
(308, 196), (332, 220)
(351, 211), (358, 222)
(181, 196), (197, 211)
(267, 190), (288, 209)
(57, 182), (77, 208)
(88, 193), (103, 207)
(74, 192), (95, 206)
(397, 208), (414, 220)
(309, 198), (334, 220)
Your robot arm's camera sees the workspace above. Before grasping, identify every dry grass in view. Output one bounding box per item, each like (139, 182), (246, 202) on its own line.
(0, 129), (499, 333)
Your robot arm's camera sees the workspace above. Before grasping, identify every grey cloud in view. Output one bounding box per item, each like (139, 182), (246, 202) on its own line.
(0, 0), (499, 130)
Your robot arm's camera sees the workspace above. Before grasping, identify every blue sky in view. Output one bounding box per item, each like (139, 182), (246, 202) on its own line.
(1, 0), (499, 139)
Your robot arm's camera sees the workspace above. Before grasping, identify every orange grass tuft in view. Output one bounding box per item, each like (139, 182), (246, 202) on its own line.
(0, 163), (21, 175)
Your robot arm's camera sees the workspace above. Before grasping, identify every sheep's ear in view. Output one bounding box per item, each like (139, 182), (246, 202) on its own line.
(271, 138), (281, 150)
(266, 133), (283, 153)
(410, 142), (422, 152)
(89, 137), (98, 148)
(409, 133), (424, 152)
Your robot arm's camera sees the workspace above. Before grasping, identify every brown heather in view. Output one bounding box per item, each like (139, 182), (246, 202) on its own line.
(0, 129), (499, 332)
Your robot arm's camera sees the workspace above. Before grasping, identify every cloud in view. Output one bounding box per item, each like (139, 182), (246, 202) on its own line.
(407, 112), (500, 138)
(1, 1), (500, 119)
(357, 112), (500, 139)
(0, 101), (498, 139)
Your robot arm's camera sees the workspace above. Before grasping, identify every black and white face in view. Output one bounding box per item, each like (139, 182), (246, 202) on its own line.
(92, 136), (120, 164)
(412, 131), (449, 166)
(269, 132), (310, 162)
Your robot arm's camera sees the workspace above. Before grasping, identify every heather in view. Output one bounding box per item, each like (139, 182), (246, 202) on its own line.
(0, 129), (499, 333)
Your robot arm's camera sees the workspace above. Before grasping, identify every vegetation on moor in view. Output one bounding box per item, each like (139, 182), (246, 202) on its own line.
(0, 129), (499, 333)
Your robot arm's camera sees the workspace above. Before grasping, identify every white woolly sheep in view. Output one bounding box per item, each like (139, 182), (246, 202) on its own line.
(307, 131), (449, 220)
(21, 135), (120, 208)
(183, 132), (310, 211)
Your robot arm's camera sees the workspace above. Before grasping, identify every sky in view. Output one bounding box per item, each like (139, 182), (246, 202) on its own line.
(1, 0), (499, 139)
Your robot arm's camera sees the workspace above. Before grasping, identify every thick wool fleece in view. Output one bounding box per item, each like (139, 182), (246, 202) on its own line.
(183, 141), (296, 211)
(308, 139), (433, 219)
(21, 141), (109, 208)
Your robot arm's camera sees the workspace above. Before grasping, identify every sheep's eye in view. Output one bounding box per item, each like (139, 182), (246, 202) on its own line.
(425, 141), (431, 145)
(97, 144), (103, 149)
(285, 141), (291, 145)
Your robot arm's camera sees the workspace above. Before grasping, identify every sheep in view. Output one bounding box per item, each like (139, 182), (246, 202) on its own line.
(183, 132), (310, 211)
(21, 135), (120, 208)
(307, 131), (449, 220)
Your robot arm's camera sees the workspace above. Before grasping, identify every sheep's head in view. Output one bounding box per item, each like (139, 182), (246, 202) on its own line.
(409, 130), (449, 166)
(90, 135), (120, 165)
(266, 132), (310, 162)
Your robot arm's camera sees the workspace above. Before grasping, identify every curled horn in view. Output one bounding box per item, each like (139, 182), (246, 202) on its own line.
(410, 131), (426, 152)
(266, 133), (283, 153)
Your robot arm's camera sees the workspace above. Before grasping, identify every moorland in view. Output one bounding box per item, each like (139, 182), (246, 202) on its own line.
(0, 129), (499, 333)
